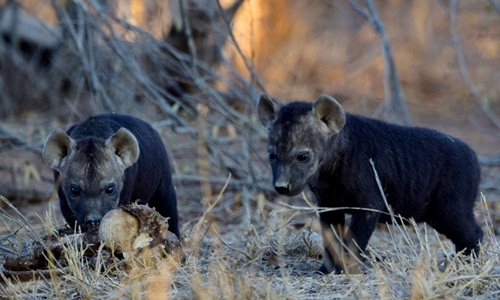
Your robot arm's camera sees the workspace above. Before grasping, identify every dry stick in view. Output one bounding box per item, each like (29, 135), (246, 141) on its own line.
(478, 155), (500, 166)
(368, 159), (394, 220)
(480, 193), (499, 251)
(192, 173), (232, 232)
(215, 0), (265, 226)
(197, 104), (212, 202)
(449, 0), (500, 129)
(369, 158), (424, 259)
(0, 196), (66, 273)
(215, 0), (267, 93)
(212, 229), (254, 261)
(70, 1), (186, 123)
(278, 196), (403, 273)
(276, 202), (400, 220)
(369, 158), (409, 258)
(0, 194), (44, 245)
(0, 241), (16, 254)
(301, 191), (319, 217)
(116, 1), (259, 135)
(347, 0), (411, 125)
(54, 1), (116, 112)
(120, 2), (245, 130)
(181, 1), (265, 124)
(193, 173), (262, 260)
(173, 174), (246, 185)
(88, 7), (192, 128)
(447, 1), (500, 166)
(177, 0), (198, 67)
(72, 2), (262, 188)
(168, 35), (253, 127)
(0, 124), (43, 155)
(91, 3), (199, 120)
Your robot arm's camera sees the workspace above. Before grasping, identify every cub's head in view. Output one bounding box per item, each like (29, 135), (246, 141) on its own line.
(258, 94), (346, 196)
(43, 128), (140, 225)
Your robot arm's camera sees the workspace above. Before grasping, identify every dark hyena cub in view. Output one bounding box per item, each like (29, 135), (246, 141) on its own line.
(258, 94), (483, 274)
(43, 114), (180, 239)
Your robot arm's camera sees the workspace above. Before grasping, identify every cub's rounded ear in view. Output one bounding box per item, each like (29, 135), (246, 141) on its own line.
(106, 128), (140, 168)
(313, 94), (346, 134)
(43, 128), (75, 170)
(257, 94), (283, 129)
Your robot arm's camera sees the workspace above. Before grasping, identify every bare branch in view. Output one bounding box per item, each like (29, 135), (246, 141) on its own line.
(52, 0), (116, 111)
(215, 0), (267, 94)
(0, 123), (42, 155)
(448, 0), (500, 129)
(177, 0), (198, 65)
(479, 155), (500, 166)
(347, 0), (411, 125)
(0, 0), (269, 204)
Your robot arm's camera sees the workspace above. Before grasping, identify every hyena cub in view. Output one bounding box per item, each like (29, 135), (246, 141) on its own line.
(258, 94), (483, 274)
(44, 114), (180, 239)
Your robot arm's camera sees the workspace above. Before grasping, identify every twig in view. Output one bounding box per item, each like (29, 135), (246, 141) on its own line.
(275, 202), (403, 221)
(0, 245), (15, 254)
(347, 0), (411, 125)
(448, 0), (500, 129)
(300, 191), (318, 217)
(479, 155), (500, 166)
(194, 173), (232, 228)
(212, 229), (254, 260)
(0, 123), (43, 155)
(52, 0), (115, 111)
(0, 194), (44, 244)
(174, 174), (243, 184)
(215, 0), (267, 94)
(177, 0), (198, 66)
(87, 6), (193, 128)
(368, 159), (393, 216)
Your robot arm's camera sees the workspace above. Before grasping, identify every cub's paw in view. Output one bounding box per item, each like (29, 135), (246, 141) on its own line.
(316, 262), (342, 275)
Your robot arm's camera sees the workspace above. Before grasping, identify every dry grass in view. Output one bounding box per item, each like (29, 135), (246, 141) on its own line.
(1, 193), (499, 299)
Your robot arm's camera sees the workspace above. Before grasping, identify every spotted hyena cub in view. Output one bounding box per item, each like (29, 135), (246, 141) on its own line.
(258, 94), (483, 274)
(43, 114), (180, 239)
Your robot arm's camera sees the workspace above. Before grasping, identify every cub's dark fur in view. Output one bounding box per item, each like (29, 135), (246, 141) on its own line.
(258, 94), (483, 274)
(44, 114), (180, 239)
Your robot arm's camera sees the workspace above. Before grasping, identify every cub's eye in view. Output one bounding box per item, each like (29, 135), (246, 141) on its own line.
(297, 151), (310, 162)
(269, 153), (277, 162)
(105, 184), (116, 195)
(69, 184), (81, 197)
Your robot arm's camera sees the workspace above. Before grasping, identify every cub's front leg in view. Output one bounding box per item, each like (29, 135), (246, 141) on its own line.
(319, 209), (380, 274)
(318, 210), (347, 274)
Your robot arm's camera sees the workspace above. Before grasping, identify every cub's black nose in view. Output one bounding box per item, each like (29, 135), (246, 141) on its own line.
(85, 214), (101, 225)
(274, 185), (290, 195)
